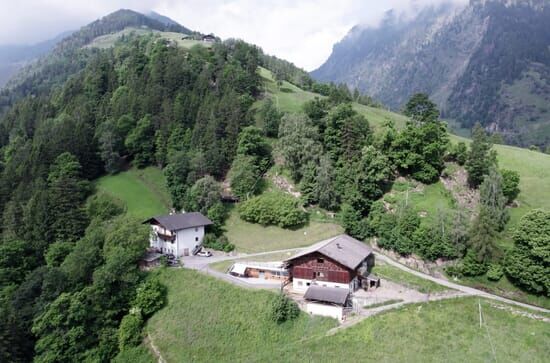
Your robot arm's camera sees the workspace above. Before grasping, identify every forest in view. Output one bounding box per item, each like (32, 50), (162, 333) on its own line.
(0, 16), (547, 362)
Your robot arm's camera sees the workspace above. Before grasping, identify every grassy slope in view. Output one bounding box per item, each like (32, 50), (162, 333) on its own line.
(261, 67), (550, 232)
(147, 269), (337, 362)
(87, 27), (210, 49)
(95, 167), (171, 220)
(148, 269), (550, 363)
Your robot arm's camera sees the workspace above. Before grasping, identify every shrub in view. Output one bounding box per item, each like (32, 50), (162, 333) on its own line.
(86, 193), (126, 221)
(486, 264), (504, 281)
(500, 169), (520, 204)
(269, 293), (300, 324)
(45, 241), (74, 267)
(340, 203), (368, 240)
(459, 250), (488, 276)
(450, 142), (468, 165)
(202, 234), (235, 252)
(132, 277), (167, 317)
(504, 209), (550, 295)
(238, 192), (307, 228)
(118, 313), (143, 351)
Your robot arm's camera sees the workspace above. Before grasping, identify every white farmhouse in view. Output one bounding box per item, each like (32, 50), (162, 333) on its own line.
(145, 212), (213, 257)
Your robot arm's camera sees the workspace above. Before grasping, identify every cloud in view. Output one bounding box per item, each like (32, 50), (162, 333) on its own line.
(1, 0), (468, 70)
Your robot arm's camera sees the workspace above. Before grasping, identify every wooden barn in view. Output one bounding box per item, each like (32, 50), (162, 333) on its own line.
(285, 235), (375, 292)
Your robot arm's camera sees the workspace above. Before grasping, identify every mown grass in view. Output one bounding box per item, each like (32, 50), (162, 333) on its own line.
(285, 297), (550, 363)
(372, 264), (449, 293)
(113, 346), (155, 363)
(95, 167), (170, 220)
(148, 269), (550, 362)
(146, 268), (337, 362)
(224, 207), (343, 253)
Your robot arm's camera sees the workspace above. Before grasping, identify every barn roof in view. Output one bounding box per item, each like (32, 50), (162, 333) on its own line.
(285, 234), (372, 270)
(304, 286), (350, 305)
(145, 212), (212, 231)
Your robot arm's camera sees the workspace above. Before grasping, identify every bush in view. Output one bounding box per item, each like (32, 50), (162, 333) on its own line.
(448, 142), (468, 165)
(45, 241), (74, 267)
(500, 169), (520, 204)
(486, 264), (504, 281)
(459, 250), (488, 276)
(340, 203), (368, 240)
(132, 277), (167, 317)
(238, 192), (307, 228)
(202, 234), (235, 252)
(269, 293), (300, 324)
(504, 209), (549, 295)
(86, 193), (126, 221)
(118, 313), (143, 351)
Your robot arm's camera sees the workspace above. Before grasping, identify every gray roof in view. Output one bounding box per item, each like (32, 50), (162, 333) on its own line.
(304, 286), (350, 305)
(285, 234), (372, 270)
(142, 251), (162, 262)
(146, 212), (213, 231)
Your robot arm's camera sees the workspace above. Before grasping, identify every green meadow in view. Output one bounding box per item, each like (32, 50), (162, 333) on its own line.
(146, 269), (550, 363)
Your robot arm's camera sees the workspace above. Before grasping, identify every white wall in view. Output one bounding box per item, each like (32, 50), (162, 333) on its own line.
(306, 302), (343, 320)
(292, 278), (350, 293)
(176, 226), (205, 256)
(149, 226), (205, 257)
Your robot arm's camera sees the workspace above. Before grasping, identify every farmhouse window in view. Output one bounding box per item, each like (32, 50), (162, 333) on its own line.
(316, 272), (325, 278)
(317, 258), (324, 263)
(195, 237), (199, 242)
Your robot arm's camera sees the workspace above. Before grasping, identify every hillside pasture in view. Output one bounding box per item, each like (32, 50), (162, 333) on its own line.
(224, 207), (343, 253)
(147, 269), (550, 363)
(95, 167), (170, 220)
(86, 27), (209, 49)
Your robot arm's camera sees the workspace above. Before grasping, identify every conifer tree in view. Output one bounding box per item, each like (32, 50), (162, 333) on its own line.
(466, 123), (496, 187)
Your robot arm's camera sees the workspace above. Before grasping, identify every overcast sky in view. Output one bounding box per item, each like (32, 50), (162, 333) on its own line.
(1, 0), (466, 70)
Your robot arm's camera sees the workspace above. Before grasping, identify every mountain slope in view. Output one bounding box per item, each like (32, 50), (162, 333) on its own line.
(0, 9), (193, 113)
(313, 0), (550, 147)
(0, 31), (73, 88)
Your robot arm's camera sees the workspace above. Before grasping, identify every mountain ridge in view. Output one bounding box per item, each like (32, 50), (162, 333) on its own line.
(312, 0), (550, 147)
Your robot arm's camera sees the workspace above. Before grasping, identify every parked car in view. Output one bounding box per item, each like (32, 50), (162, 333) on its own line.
(165, 253), (175, 260)
(196, 250), (212, 257)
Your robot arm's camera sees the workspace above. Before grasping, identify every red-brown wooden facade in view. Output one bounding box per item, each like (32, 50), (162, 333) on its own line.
(289, 252), (355, 284)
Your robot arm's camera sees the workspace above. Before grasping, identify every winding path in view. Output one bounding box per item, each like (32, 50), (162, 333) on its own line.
(373, 252), (550, 314)
(181, 246), (550, 314)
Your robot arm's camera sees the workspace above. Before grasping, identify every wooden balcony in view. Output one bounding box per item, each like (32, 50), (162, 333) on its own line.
(156, 231), (175, 242)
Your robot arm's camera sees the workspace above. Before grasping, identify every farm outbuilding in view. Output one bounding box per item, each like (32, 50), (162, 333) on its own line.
(304, 285), (351, 320)
(229, 262), (289, 281)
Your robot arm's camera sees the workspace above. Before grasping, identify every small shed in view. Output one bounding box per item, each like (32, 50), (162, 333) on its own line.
(140, 251), (163, 269)
(304, 286), (351, 320)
